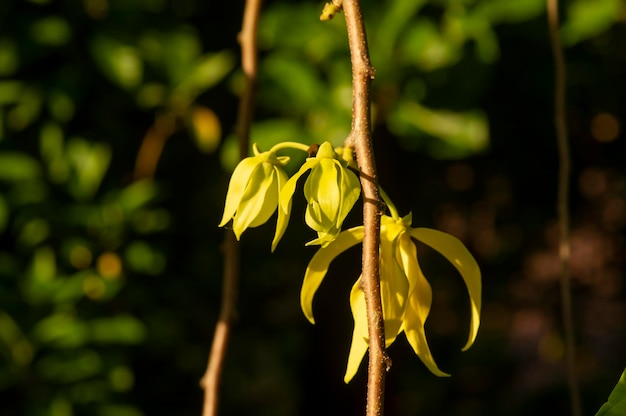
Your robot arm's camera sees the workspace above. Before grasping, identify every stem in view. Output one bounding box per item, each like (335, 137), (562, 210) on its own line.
(268, 141), (311, 154)
(201, 0), (262, 414)
(378, 187), (399, 221)
(133, 111), (177, 181)
(341, 1), (387, 415)
(546, 1), (582, 415)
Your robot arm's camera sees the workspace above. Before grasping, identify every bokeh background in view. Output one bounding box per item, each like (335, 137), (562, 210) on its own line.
(1, 0), (625, 415)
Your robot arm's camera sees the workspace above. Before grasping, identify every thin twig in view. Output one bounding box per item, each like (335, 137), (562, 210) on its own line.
(201, 0), (261, 414)
(341, 1), (387, 415)
(133, 112), (177, 181)
(547, 1), (582, 415)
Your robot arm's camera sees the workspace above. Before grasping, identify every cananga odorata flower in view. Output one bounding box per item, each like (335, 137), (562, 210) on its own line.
(219, 144), (291, 251)
(300, 213), (481, 383)
(279, 141), (361, 247)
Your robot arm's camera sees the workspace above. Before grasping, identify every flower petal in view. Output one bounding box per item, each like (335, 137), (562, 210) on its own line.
(379, 229), (408, 344)
(232, 162), (276, 238)
(218, 156), (261, 227)
(337, 165), (361, 229)
(344, 277), (369, 383)
(397, 234), (450, 377)
(301, 226), (364, 323)
(304, 159), (340, 231)
(409, 228), (481, 351)
(271, 166), (291, 252)
(279, 159), (317, 215)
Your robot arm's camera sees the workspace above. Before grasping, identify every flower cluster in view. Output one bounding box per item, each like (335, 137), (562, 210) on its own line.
(300, 212), (481, 382)
(219, 139), (481, 382)
(219, 141), (360, 251)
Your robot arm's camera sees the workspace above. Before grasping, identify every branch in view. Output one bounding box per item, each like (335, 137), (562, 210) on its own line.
(341, 1), (387, 415)
(547, 1), (582, 415)
(201, 0), (262, 414)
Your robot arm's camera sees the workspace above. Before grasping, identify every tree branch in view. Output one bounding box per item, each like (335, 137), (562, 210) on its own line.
(201, 0), (262, 414)
(547, 1), (581, 415)
(341, 1), (387, 415)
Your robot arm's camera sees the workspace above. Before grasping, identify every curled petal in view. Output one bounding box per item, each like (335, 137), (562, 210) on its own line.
(397, 234), (449, 377)
(409, 228), (481, 351)
(218, 157), (261, 227)
(345, 278), (368, 383)
(301, 226), (364, 324)
(279, 159), (317, 215)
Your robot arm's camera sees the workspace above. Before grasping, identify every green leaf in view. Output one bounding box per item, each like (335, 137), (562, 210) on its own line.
(90, 315), (146, 344)
(32, 313), (89, 348)
(91, 36), (143, 89)
(597, 367), (626, 416)
(399, 21), (461, 71)
(478, 0), (545, 24)
(124, 241), (165, 275)
(140, 29), (202, 86)
(37, 349), (102, 383)
(389, 100), (489, 159)
(562, 0), (622, 46)
(66, 138), (111, 200)
(0, 38), (19, 76)
(30, 17), (71, 46)
(259, 53), (325, 114)
(174, 50), (235, 101)
(0, 310), (33, 366)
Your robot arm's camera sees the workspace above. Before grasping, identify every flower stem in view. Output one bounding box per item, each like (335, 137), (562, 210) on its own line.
(269, 141), (311, 154)
(379, 187), (399, 221)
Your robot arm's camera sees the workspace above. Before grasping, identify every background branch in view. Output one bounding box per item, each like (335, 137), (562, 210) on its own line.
(341, 1), (387, 415)
(201, 0), (261, 414)
(547, 1), (582, 415)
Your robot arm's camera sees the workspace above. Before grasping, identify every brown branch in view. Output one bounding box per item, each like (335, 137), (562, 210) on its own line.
(200, 0), (261, 414)
(341, 1), (387, 415)
(547, 1), (582, 416)
(133, 112), (178, 181)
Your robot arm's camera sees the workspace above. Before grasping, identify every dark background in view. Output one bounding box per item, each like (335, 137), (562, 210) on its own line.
(0, 0), (625, 415)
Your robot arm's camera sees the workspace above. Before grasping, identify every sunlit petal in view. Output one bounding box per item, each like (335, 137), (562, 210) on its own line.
(409, 228), (481, 351)
(279, 159), (317, 215)
(271, 167), (291, 252)
(218, 156), (261, 227)
(345, 277), (369, 383)
(316, 159), (341, 225)
(397, 234), (450, 377)
(379, 229), (408, 344)
(232, 162), (275, 238)
(338, 165), (361, 228)
(301, 226), (364, 323)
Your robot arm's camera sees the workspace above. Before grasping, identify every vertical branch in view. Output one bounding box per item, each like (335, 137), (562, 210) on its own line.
(342, 1), (387, 415)
(547, 1), (582, 415)
(201, 0), (261, 415)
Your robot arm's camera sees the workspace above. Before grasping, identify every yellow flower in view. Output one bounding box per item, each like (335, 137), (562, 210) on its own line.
(219, 144), (291, 251)
(279, 141), (361, 247)
(300, 213), (481, 383)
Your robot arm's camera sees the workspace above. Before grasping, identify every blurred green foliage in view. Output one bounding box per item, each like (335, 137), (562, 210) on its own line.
(0, 0), (625, 415)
